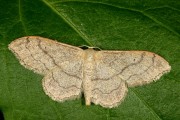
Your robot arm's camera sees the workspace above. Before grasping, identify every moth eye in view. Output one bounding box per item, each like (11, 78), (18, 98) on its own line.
(92, 47), (101, 51)
(79, 45), (89, 50)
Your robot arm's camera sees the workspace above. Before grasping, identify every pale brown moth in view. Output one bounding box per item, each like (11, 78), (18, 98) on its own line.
(9, 36), (171, 108)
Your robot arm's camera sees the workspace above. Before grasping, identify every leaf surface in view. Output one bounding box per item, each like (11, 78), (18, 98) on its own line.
(0, 0), (179, 120)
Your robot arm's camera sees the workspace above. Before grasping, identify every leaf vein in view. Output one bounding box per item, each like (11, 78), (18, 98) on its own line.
(50, 0), (180, 37)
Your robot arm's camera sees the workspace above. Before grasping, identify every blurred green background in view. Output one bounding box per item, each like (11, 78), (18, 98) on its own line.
(0, 0), (179, 120)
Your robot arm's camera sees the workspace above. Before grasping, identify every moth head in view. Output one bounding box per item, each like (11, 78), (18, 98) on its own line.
(79, 45), (101, 51)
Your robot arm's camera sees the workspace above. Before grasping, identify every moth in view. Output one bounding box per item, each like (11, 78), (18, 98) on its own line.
(9, 36), (171, 108)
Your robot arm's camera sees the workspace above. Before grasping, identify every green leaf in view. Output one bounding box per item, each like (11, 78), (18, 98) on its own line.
(0, 0), (179, 120)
